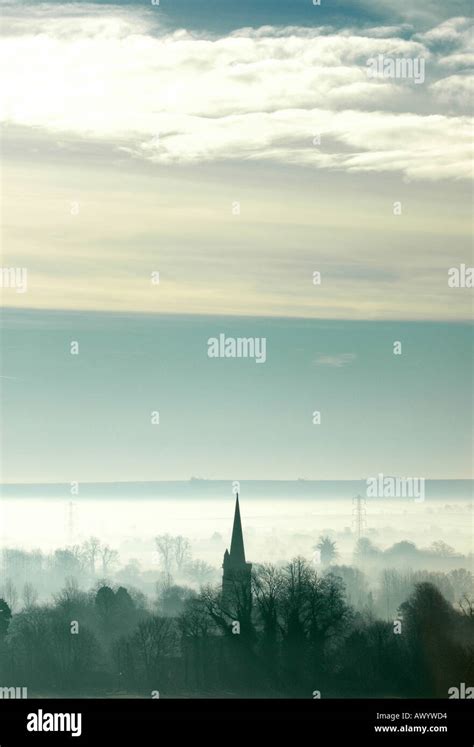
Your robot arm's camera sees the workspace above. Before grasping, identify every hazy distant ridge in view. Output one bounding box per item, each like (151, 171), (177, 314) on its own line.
(1, 479), (472, 500)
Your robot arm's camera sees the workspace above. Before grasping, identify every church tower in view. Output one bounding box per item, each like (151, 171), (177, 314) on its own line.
(222, 493), (252, 608)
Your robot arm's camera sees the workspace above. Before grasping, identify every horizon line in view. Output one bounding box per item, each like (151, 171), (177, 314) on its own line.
(1, 306), (473, 325)
(1, 478), (472, 486)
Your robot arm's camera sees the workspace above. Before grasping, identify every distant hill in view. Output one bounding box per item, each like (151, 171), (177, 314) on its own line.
(0, 479), (472, 500)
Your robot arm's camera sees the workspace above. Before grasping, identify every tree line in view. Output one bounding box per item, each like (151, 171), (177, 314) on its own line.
(0, 557), (472, 698)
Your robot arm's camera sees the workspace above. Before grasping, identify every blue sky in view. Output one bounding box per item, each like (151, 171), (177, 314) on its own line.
(17, 0), (473, 33)
(1, 310), (472, 481)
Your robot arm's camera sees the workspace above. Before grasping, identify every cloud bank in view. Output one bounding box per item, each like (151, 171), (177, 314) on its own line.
(1, 3), (472, 180)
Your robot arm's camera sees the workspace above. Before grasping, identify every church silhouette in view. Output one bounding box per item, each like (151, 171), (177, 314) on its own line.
(222, 493), (252, 606)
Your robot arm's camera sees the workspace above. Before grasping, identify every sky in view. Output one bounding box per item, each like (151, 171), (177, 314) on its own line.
(0, 0), (472, 481)
(1, 310), (473, 482)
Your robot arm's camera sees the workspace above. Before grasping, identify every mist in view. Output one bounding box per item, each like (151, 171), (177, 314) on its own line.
(1, 491), (472, 611)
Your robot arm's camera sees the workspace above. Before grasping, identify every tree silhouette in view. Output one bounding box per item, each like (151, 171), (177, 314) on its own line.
(158, 585), (196, 617)
(0, 598), (12, 638)
(82, 537), (101, 575)
(429, 541), (455, 557)
(95, 585), (117, 631)
(99, 545), (119, 575)
(316, 536), (338, 566)
(400, 582), (464, 696)
(252, 563), (282, 674)
(22, 582), (38, 610)
(2, 580), (18, 612)
(155, 535), (175, 580)
(185, 559), (214, 586)
(0, 538), (471, 699)
(354, 537), (380, 562)
(132, 616), (178, 688)
(179, 597), (215, 691)
(174, 537), (191, 573)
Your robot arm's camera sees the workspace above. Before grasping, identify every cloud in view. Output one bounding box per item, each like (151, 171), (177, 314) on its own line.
(313, 353), (357, 367)
(415, 16), (472, 46)
(430, 74), (473, 112)
(0, 4), (472, 180)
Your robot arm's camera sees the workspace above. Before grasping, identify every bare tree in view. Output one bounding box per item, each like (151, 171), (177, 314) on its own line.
(200, 585), (230, 635)
(22, 582), (38, 610)
(429, 540), (455, 557)
(155, 535), (175, 580)
(133, 616), (178, 684)
(458, 593), (474, 617)
(174, 536), (191, 573)
(449, 568), (473, 599)
(2, 579), (18, 612)
(0, 598), (12, 638)
(179, 596), (213, 639)
(70, 544), (87, 572)
(99, 545), (119, 575)
(279, 557), (314, 638)
(185, 559), (214, 585)
(82, 537), (101, 575)
(252, 563), (284, 674)
(201, 574), (254, 641)
(252, 563), (284, 628)
(53, 577), (87, 612)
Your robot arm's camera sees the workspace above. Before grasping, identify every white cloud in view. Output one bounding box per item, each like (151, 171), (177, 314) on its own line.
(430, 74), (473, 113)
(314, 353), (357, 367)
(416, 16), (472, 45)
(0, 4), (472, 180)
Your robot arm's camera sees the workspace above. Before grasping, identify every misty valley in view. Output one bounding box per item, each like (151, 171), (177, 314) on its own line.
(0, 491), (472, 699)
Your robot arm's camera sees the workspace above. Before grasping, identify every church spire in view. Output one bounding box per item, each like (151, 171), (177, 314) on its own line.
(229, 493), (246, 564)
(222, 492), (252, 606)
